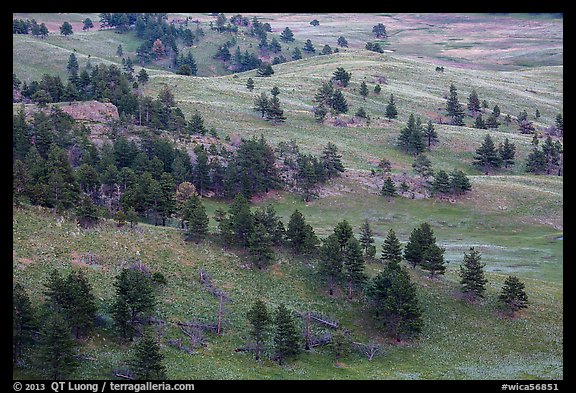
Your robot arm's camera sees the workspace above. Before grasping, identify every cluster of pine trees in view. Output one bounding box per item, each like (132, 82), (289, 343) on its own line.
(14, 266), (168, 380)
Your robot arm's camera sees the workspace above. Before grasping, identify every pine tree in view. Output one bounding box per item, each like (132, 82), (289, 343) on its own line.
(499, 276), (528, 316)
(331, 89), (348, 114)
(248, 223), (275, 270)
(273, 304), (301, 365)
(333, 220), (354, 252)
(254, 92), (269, 118)
(555, 114), (563, 135)
(280, 26), (295, 42)
(247, 299), (272, 360)
(332, 67), (351, 87)
(130, 334), (167, 380)
(265, 95), (286, 123)
(256, 63), (274, 77)
(485, 113), (500, 129)
(321, 142), (345, 179)
(111, 268), (156, 342)
(64, 271), (98, 339)
(412, 154), (434, 178)
(344, 237), (367, 299)
(367, 261), (423, 341)
(246, 77), (255, 91)
(37, 310), (78, 380)
(67, 53), (79, 75)
(467, 89), (481, 115)
(60, 21), (73, 37)
(404, 222), (435, 269)
(359, 80), (369, 100)
(450, 169), (472, 195)
(499, 138), (516, 169)
(473, 134), (502, 174)
(228, 193), (254, 248)
(13, 283), (36, 365)
(432, 169), (451, 196)
(13, 160), (31, 205)
(183, 193), (209, 242)
(381, 176), (397, 201)
(359, 219), (375, 256)
(459, 247), (487, 301)
(319, 234), (344, 296)
(424, 120), (438, 148)
(381, 229), (403, 265)
(446, 84), (465, 126)
(137, 69), (149, 84)
(292, 47), (302, 60)
(473, 115), (487, 129)
(337, 36), (349, 47)
(397, 114), (425, 155)
(421, 243), (446, 277)
(385, 94), (398, 121)
(286, 209), (318, 255)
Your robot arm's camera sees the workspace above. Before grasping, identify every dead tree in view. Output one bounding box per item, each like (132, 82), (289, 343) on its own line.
(352, 341), (384, 361)
(296, 311), (339, 330)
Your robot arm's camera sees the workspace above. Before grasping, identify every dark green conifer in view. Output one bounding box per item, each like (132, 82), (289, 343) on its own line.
(381, 229), (402, 265)
(499, 276), (528, 316)
(247, 299), (272, 360)
(273, 304), (301, 365)
(130, 334), (167, 380)
(459, 247), (488, 301)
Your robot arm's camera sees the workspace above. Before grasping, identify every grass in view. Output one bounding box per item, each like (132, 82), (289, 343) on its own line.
(13, 12), (563, 381)
(12, 205), (563, 379)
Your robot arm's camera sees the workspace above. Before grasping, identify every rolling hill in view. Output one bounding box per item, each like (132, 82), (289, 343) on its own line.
(12, 12), (563, 381)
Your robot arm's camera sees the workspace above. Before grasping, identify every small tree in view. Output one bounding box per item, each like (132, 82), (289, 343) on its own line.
(137, 69), (149, 84)
(343, 237), (367, 299)
(332, 67), (352, 87)
(498, 276), (528, 317)
(318, 234), (344, 296)
(130, 334), (167, 380)
(367, 262), (423, 341)
(247, 299), (272, 361)
(473, 134), (502, 174)
(248, 223), (275, 270)
(381, 176), (397, 201)
(424, 120), (438, 148)
(467, 89), (481, 115)
(412, 154), (434, 178)
(60, 21), (73, 38)
(273, 304), (301, 365)
(82, 18), (94, 31)
(372, 23), (388, 38)
(421, 243), (446, 278)
(183, 193), (209, 243)
(13, 283), (36, 365)
(246, 77), (255, 91)
(359, 80), (369, 100)
(337, 36), (348, 47)
(381, 229), (403, 265)
(111, 268), (156, 342)
(359, 219), (375, 256)
(385, 94), (398, 121)
(459, 247), (487, 302)
(498, 138), (516, 169)
(280, 27), (295, 42)
(446, 83), (465, 126)
(36, 311), (78, 380)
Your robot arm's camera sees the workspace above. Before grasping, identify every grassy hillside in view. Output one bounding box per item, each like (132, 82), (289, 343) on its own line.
(13, 205), (563, 379)
(13, 13), (562, 380)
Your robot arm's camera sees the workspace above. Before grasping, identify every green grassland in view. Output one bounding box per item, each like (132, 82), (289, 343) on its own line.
(13, 13), (562, 380)
(13, 204), (562, 380)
